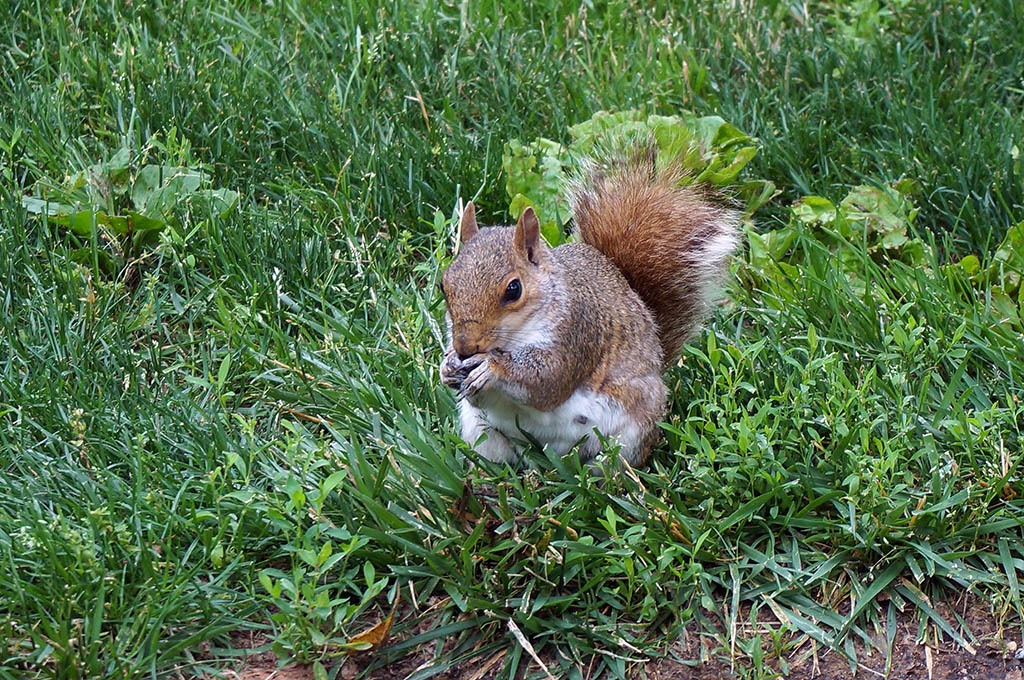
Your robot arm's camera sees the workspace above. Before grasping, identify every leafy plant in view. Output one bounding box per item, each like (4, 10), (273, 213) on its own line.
(746, 182), (924, 285)
(252, 431), (389, 664)
(502, 109), (777, 245)
(21, 145), (238, 278)
(822, 0), (913, 44)
(943, 220), (1024, 324)
(745, 180), (1024, 325)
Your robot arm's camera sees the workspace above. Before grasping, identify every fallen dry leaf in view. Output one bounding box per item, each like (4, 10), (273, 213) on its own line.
(344, 596), (399, 654)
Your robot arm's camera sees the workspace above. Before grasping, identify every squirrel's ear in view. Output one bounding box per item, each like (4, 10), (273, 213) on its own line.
(514, 207), (542, 265)
(459, 202), (479, 243)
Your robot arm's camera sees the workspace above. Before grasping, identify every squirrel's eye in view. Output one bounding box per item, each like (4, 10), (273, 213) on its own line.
(502, 278), (522, 303)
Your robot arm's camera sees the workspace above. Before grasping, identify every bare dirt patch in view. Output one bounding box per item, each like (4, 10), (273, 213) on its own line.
(225, 631), (311, 680)
(648, 593), (1023, 680)
(229, 594), (1023, 679)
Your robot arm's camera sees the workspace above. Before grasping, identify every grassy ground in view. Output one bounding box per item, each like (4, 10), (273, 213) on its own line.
(1, 0), (1023, 678)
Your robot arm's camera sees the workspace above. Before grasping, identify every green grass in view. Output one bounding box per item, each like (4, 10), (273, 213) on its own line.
(1, 0), (1023, 678)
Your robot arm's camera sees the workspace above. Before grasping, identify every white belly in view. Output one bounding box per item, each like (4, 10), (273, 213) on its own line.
(476, 388), (637, 456)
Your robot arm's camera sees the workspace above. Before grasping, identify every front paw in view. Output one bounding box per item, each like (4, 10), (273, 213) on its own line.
(440, 352), (467, 389)
(459, 356), (495, 400)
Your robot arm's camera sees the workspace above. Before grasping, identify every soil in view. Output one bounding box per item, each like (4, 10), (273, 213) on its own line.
(644, 592), (1024, 680)
(229, 594), (1023, 680)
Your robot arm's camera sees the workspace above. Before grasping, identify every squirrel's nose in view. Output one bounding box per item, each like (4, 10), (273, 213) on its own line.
(454, 343), (479, 360)
(453, 332), (481, 360)
(452, 316), (493, 359)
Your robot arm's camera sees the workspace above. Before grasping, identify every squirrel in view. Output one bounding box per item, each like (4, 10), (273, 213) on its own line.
(439, 144), (740, 467)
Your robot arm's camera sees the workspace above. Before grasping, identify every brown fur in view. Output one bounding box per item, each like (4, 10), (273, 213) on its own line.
(569, 146), (740, 364)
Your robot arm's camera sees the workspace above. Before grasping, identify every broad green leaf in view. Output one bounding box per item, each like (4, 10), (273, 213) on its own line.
(133, 165), (206, 217)
(762, 225), (799, 260)
(99, 146), (132, 187)
(701, 145), (758, 185)
(989, 221), (1024, 292)
(508, 193), (537, 221)
(957, 254), (981, 275)
(648, 114), (698, 156)
(990, 286), (1020, 325)
(540, 220), (561, 246)
(128, 211), (167, 233)
(97, 212), (130, 235)
(839, 185), (914, 241)
(192, 188), (240, 218)
(69, 209), (102, 236)
(898, 238), (931, 266)
(568, 110), (646, 148)
(736, 179), (779, 217)
(688, 114), (727, 149)
(878, 230), (909, 250)
(745, 227), (772, 272)
(21, 196), (74, 217)
(792, 196), (837, 228)
(893, 177), (921, 197)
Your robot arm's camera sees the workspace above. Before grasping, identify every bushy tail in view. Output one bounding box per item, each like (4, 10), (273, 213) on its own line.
(569, 145), (740, 364)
